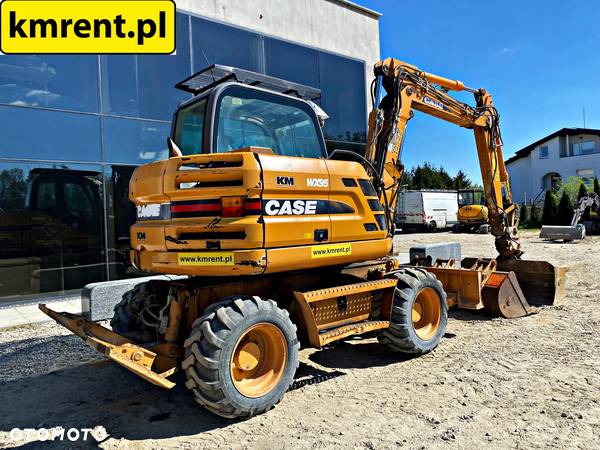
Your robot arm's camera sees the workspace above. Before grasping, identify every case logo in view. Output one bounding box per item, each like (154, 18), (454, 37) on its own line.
(423, 96), (445, 111)
(264, 200), (317, 215)
(137, 203), (161, 219)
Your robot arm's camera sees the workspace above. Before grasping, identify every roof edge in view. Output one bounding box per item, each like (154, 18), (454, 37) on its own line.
(326, 0), (382, 18)
(505, 127), (600, 165)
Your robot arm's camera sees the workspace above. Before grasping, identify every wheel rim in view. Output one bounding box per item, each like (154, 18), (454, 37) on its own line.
(411, 287), (442, 340)
(230, 322), (287, 398)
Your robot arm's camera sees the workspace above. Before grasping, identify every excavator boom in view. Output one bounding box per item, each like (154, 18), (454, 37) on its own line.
(363, 58), (565, 316)
(366, 58), (521, 258)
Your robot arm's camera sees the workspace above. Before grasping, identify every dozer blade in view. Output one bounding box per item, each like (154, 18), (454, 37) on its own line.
(39, 304), (177, 388)
(495, 259), (567, 307)
(481, 272), (533, 318)
(540, 224), (585, 241)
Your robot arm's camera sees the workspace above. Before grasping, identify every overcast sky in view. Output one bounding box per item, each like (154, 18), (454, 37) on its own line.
(358, 0), (600, 183)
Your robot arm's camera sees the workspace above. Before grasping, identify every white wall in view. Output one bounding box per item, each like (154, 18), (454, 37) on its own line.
(507, 133), (600, 204)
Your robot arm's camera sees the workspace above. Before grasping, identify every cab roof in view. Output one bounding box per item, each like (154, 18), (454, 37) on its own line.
(175, 64), (321, 101)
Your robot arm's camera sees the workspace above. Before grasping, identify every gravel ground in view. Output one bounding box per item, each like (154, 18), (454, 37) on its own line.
(1, 230), (599, 449)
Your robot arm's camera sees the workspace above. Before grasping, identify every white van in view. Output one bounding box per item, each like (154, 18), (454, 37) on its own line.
(396, 190), (458, 232)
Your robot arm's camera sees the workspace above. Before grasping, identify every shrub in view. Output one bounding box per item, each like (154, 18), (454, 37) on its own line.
(578, 182), (588, 200)
(519, 202), (529, 226)
(559, 176), (586, 204)
(542, 190), (559, 225)
(529, 202), (541, 228)
(557, 191), (573, 225)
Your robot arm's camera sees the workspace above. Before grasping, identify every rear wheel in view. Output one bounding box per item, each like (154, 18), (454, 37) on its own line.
(183, 296), (299, 419)
(110, 281), (167, 342)
(428, 221), (437, 232)
(378, 268), (447, 354)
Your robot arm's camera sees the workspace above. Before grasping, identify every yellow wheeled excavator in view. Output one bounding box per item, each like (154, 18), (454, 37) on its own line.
(41, 60), (565, 419)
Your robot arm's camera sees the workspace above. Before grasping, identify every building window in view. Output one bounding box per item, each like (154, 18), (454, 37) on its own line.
(100, 12), (191, 120)
(0, 105), (101, 162)
(540, 172), (561, 190)
(319, 52), (366, 145)
(571, 141), (597, 156)
(0, 55), (99, 113)
(103, 117), (170, 164)
(0, 162), (106, 301)
(191, 16), (262, 73)
(577, 169), (594, 186)
(539, 145), (549, 159)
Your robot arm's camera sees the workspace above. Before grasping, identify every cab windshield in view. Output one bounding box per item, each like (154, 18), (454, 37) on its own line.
(215, 86), (325, 158)
(458, 190), (484, 207)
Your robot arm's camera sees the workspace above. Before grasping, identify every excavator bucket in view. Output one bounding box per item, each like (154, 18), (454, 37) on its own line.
(426, 257), (566, 319)
(540, 224), (585, 241)
(495, 259), (567, 307)
(481, 271), (533, 318)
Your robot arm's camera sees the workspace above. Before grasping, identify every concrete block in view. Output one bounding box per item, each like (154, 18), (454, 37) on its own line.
(82, 275), (186, 321)
(409, 242), (462, 267)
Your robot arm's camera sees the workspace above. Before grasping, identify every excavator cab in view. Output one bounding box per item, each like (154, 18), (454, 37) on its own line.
(454, 189), (489, 233)
(170, 65), (328, 159)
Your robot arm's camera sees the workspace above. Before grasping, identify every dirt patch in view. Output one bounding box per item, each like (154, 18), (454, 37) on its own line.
(1, 230), (599, 449)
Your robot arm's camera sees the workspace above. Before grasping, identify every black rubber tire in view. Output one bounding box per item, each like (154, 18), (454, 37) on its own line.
(182, 296), (299, 419)
(111, 285), (144, 335)
(428, 221), (437, 232)
(110, 281), (167, 342)
(378, 268), (448, 354)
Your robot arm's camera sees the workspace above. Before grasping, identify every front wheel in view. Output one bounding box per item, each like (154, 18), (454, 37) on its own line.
(183, 296), (299, 419)
(378, 268), (448, 354)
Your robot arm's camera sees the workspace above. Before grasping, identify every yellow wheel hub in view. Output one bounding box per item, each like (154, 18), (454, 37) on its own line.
(231, 323), (287, 398)
(412, 287), (442, 341)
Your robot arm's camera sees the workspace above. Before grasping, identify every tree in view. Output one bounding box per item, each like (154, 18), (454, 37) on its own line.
(519, 202), (529, 226)
(557, 191), (573, 225)
(453, 170), (472, 190)
(529, 202), (541, 228)
(542, 190), (559, 225)
(559, 176), (587, 204)
(578, 182), (588, 201)
(594, 177), (600, 196)
(0, 168), (27, 211)
(402, 162), (476, 190)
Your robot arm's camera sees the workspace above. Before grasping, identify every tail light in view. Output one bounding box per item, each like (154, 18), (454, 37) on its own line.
(221, 196), (245, 217)
(170, 197), (262, 218)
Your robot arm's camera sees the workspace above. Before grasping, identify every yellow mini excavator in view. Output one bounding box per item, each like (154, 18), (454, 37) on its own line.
(41, 60), (566, 419)
(454, 188), (490, 233)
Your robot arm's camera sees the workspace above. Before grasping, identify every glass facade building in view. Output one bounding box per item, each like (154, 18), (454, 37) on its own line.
(0, 11), (367, 303)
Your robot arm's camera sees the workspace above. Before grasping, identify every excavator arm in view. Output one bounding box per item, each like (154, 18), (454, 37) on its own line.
(366, 58), (522, 259)
(571, 193), (600, 226)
